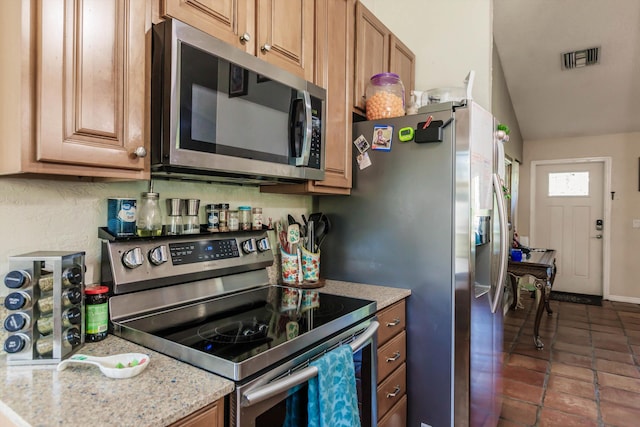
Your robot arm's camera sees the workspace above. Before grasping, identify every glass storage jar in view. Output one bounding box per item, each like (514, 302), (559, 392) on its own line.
(136, 192), (163, 237)
(365, 73), (405, 120)
(252, 207), (263, 230)
(238, 206), (252, 231)
(206, 204), (220, 232)
(228, 210), (239, 231)
(219, 203), (230, 232)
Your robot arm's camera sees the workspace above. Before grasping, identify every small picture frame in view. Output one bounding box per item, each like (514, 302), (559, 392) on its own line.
(372, 125), (393, 151)
(229, 64), (248, 97)
(353, 135), (371, 153)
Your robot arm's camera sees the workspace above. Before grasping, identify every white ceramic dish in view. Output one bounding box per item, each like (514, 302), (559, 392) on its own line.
(57, 353), (150, 379)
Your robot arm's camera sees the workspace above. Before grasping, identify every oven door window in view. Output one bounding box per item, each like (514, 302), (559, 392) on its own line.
(178, 42), (294, 165)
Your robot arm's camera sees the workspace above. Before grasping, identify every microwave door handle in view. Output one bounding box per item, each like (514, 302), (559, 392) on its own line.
(293, 90), (312, 166)
(241, 321), (379, 408)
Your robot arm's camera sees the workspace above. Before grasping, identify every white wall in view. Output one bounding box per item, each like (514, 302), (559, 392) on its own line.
(521, 132), (640, 301)
(0, 178), (311, 295)
(361, 0), (494, 110)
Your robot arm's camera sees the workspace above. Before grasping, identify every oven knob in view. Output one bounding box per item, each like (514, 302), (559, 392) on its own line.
(122, 247), (144, 269)
(149, 245), (168, 266)
(241, 238), (257, 254)
(256, 237), (271, 252)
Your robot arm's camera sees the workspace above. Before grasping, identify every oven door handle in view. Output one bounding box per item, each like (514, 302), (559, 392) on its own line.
(241, 320), (379, 408)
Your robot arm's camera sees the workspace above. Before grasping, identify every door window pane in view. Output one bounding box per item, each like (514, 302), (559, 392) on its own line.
(548, 172), (589, 196)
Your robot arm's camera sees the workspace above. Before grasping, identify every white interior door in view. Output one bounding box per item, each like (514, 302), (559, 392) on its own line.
(532, 161), (604, 296)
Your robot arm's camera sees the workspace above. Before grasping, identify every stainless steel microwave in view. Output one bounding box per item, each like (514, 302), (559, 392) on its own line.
(151, 19), (326, 184)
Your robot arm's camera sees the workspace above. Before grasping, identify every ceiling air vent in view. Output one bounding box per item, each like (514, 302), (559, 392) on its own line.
(562, 47), (600, 70)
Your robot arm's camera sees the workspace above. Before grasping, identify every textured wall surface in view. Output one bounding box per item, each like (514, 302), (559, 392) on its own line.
(0, 178), (312, 294)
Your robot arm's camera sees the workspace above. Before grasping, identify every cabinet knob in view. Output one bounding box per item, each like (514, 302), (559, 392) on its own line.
(239, 32), (251, 43)
(261, 43), (272, 53)
(133, 146), (147, 158)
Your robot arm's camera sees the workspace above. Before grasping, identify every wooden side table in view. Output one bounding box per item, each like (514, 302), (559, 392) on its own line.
(507, 249), (557, 349)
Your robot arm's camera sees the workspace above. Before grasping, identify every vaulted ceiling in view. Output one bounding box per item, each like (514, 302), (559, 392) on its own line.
(493, 0), (640, 141)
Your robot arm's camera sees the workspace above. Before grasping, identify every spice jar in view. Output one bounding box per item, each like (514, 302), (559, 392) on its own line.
(206, 204), (219, 232)
(252, 207), (263, 230)
(365, 73), (405, 120)
(35, 327), (81, 356)
(85, 285), (109, 342)
(228, 210), (239, 231)
(36, 307), (81, 336)
(37, 286), (82, 315)
(218, 203), (230, 232)
(238, 206), (252, 231)
(137, 192), (163, 237)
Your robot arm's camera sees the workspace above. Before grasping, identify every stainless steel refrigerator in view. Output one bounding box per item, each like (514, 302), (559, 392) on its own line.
(319, 101), (508, 427)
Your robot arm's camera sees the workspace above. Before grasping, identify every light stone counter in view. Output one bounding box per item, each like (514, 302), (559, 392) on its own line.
(0, 334), (234, 427)
(322, 280), (411, 311)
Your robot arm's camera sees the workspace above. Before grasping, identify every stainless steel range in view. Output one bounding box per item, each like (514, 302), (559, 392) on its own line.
(100, 229), (378, 427)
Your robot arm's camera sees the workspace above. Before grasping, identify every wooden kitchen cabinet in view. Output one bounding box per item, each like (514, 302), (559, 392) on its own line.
(354, 2), (415, 114)
(389, 34), (416, 105)
(170, 399), (224, 427)
(260, 0), (354, 195)
(376, 299), (408, 423)
(159, 0), (315, 81)
(0, 0), (150, 180)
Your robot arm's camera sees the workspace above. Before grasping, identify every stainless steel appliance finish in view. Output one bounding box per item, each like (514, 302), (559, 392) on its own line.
(151, 19), (326, 184)
(101, 230), (378, 426)
(319, 101), (508, 427)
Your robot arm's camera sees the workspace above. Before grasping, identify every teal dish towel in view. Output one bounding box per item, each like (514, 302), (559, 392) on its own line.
(308, 345), (361, 427)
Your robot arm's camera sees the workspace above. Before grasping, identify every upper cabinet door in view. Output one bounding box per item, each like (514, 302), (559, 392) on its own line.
(38, 0), (148, 171)
(161, 0), (251, 51)
(354, 2), (389, 111)
(389, 34), (415, 106)
(256, 0), (315, 81)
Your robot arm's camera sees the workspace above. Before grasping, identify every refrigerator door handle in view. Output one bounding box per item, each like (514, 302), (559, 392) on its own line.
(491, 173), (509, 314)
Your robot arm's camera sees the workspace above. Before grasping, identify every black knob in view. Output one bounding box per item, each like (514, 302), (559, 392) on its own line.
(62, 265), (83, 286)
(64, 287), (83, 305)
(4, 270), (31, 289)
(4, 313), (29, 332)
(4, 291), (30, 310)
(65, 327), (82, 347)
(4, 334), (27, 354)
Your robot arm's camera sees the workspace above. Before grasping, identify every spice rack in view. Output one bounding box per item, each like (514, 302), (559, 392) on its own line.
(2, 251), (85, 365)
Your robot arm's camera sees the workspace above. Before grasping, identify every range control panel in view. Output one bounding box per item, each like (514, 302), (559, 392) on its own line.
(170, 239), (240, 265)
(101, 230), (273, 295)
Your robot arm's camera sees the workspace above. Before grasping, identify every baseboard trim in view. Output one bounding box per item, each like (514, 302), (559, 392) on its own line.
(604, 294), (640, 305)
(550, 291), (602, 306)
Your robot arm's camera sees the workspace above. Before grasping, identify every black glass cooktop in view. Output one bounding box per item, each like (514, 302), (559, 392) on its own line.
(121, 286), (374, 366)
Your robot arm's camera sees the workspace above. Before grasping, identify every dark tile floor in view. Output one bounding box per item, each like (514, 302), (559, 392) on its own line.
(500, 292), (640, 427)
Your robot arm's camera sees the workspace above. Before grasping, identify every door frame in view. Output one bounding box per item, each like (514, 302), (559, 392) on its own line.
(530, 157), (612, 299)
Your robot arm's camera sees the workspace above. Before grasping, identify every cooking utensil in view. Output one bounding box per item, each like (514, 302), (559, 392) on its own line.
(57, 353), (150, 379)
(316, 215), (331, 248)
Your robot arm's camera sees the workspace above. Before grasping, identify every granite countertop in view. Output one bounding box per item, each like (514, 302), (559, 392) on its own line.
(0, 334), (234, 427)
(0, 282), (410, 426)
(321, 280), (411, 311)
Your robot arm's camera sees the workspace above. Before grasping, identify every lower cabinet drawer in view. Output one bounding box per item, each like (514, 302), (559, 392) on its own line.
(377, 300), (406, 347)
(377, 331), (406, 383)
(378, 394), (407, 427)
(377, 363), (406, 420)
